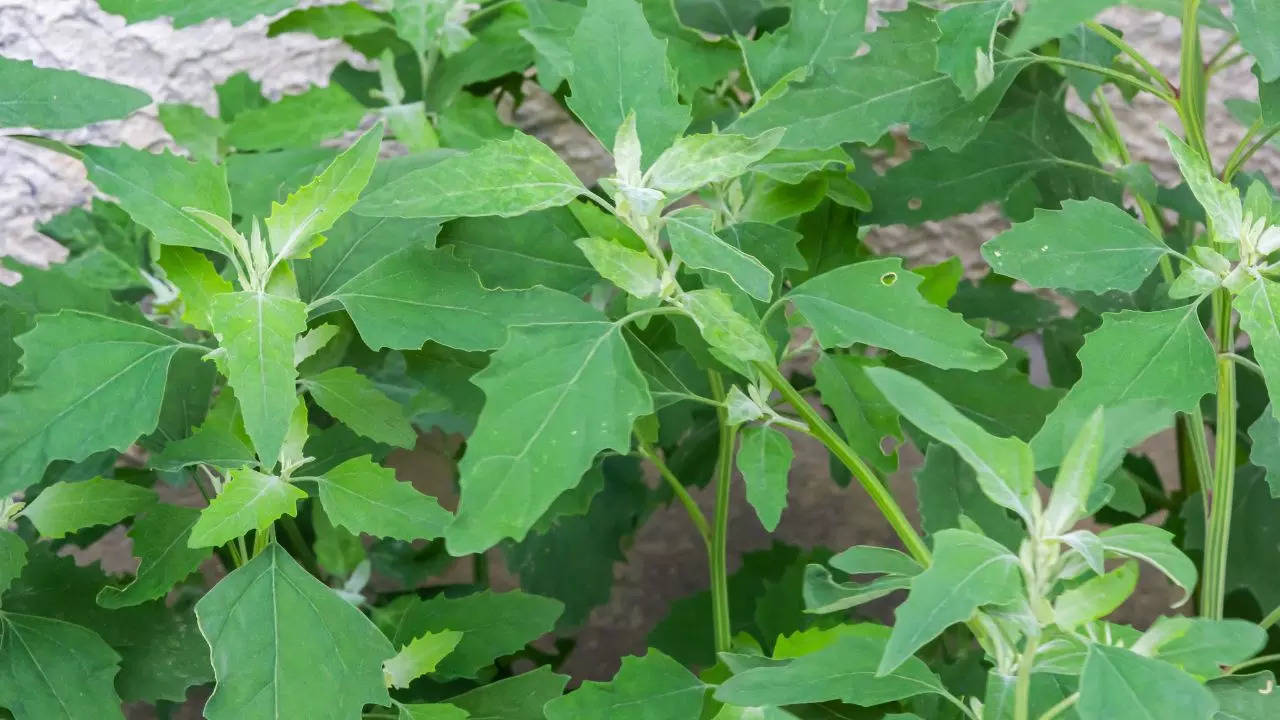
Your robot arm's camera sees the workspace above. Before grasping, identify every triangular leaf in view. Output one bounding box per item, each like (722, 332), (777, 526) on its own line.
(188, 468), (306, 548)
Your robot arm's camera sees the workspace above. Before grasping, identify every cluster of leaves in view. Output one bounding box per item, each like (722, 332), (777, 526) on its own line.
(3, 0), (1280, 718)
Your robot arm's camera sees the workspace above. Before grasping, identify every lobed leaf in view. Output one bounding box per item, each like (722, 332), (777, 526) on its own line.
(188, 468), (305, 548)
(544, 649), (705, 720)
(314, 455), (451, 542)
(737, 424), (793, 532)
(97, 504), (211, 609)
(0, 613), (124, 720)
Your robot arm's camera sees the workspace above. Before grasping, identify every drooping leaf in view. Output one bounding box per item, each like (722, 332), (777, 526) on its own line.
(195, 543), (394, 719)
(566, 0), (690, 165)
(314, 455), (451, 542)
(880, 529), (1023, 674)
(803, 565), (912, 614)
(935, 0), (1015, 99)
(97, 504), (211, 608)
(383, 630), (463, 689)
(304, 367), (416, 448)
(226, 84), (367, 151)
(1031, 305), (1215, 469)
(188, 468), (306, 548)
(1098, 523), (1197, 605)
(1234, 0), (1280, 83)
(21, 476), (156, 539)
(741, 0), (868, 93)
(982, 198), (1170, 293)
(667, 207), (774, 301)
(357, 132), (584, 218)
(544, 650), (705, 720)
(268, 3), (390, 38)
(447, 316), (651, 554)
(1077, 644), (1217, 720)
(737, 424), (793, 532)
(830, 546), (923, 578)
(150, 389), (255, 472)
(0, 613), (124, 720)
(789, 259), (1005, 370)
(646, 130), (785, 197)
(0, 56), (150, 129)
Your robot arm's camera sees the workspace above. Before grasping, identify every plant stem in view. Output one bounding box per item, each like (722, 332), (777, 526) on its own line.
(1084, 21), (1175, 94)
(1178, 0), (1213, 162)
(1259, 602), (1280, 631)
(1223, 127), (1280, 182)
(1202, 352), (1237, 619)
(1031, 55), (1177, 106)
(1038, 692), (1080, 720)
(637, 438), (712, 547)
(707, 371), (737, 654)
(474, 551), (489, 586)
(755, 362), (931, 564)
(1226, 653), (1280, 676)
(1182, 407), (1213, 515)
(1013, 635), (1041, 720)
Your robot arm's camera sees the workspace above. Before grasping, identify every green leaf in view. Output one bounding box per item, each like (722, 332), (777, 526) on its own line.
(98, 0), (297, 27)
(803, 565), (913, 614)
(440, 208), (598, 294)
(567, 0), (690, 165)
(268, 3), (390, 38)
(158, 246), (234, 331)
(812, 354), (901, 475)
(296, 213), (437, 304)
(544, 649), (705, 720)
(1234, 0), (1280, 82)
(830, 546), (923, 578)
(730, 4), (1030, 151)
(226, 84), (367, 151)
(982, 199), (1170, 293)
(315, 455), (451, 542)
(0, 57), (150, 129)
(936, 0), (1015, 99)
(716, 627), (947, 707)
(752, 147), (852, 184)
(1078, 644), (1217, 720)
(188, 468), (306, 548)
(788, 258), (1005, 370)
(1054, 561), (1139, 631)
(0, 530), (25, 597)
(97, 504), (211, 608)
(737, 425), (793, 532)
(383, 630), (463, 689)
(1060, 23), (1122, 97)
(150, 389), (255, 472)
(1236, 277), (1280, 423)
(210, 291), (308, 469)
(1143, 617), (1266, 679)
(446, 317), (651, 554)
(574, 237), (662, 298)
(1043, 408), (1105, 535)
(668, 208), (774, 301)
(196, 543), (393, 719)
(0, 613), (124, 720)
(158, 102), (225, 161)
(673, 0), (768, 35)
(1098, 523), (1197, 605)
(677, 287), (775, 371)
(646, 130), (785, 197)
(81, 145), (234, 256)
(1248, 407), (1280, 496)
(374, 590), (563, 679)
(266, 124), (383, 261)
(1031, 305), (1216, 469)
(0, 311), (186, 495)
(1007, 0), (1118, 54)
(304, 367), (416, 448)
(1162, 127), (1244, 242)
(880, 529), (1023, 674)
(357, 132), (584, 218)
(1208, 671), (1280, 718)
(398, 703), (469, 720)
(446, 666), (570, 720)
(741, 0), (868, 94)
(913, 443), (1026, 551)
(21, 476), (156, 539)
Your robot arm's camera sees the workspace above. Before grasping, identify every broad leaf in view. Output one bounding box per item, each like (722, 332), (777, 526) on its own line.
(803, 566), (913, 614)
(440, 208), (597, 294)
(1031, 305), (1215, 469)
(566, 0), (690, 165)
(667, 207), (774, 301)
(575, 237), (662, 298)
(741, 0), (868, 93)
(880, 529), (1022, 674)
(0, 57), (149, 129)
(97, 0), (297, 27)
(1007, 0), (1119, 54)
(544, 650), (705, 720)
(983, 198), (1170, 293)
(304, 367), (416, 448)
(789, 259), (1005, 370)
(383, 630), (463, 689)
(914, 443), (1026, 551)
(646, 130), (785, 197)
(150, 390), (255, 471)
(446, 666), (569, 720)
(314, 455), (451, 542)
(22, 476), (156, 539)
(397, 703), (469, 720)
(210, 291), (308, 469)
(1143, 617), (1266, 678)
(1098, 523), (1197, 605)
(1077, 644), (1217, 720)
(97, 504), (211, 608)
(447, 317), (651, 554)
(195, 543), (394, 719)
(356, 132), (584, 218)
(677, 288), (775, 370)
(1234, 0), (1280, 82)
(830, 546), (923, 578)
(225, 85), (367, 151)
(158, 246), (234, 331)
(188, 468), (306, 548)
(0, 613), (124, 720)
(268, 4), (390, 38)
(1236, 277), (1280, 422)
(1162, 127), (1244, 242)
(1053, 561), (1138, 631)
(812, 354), (901, 475)
(1249, 408), (1280, 496)
(296, 214), (437, 304)
(936, 0), (1015, 99)
(1208, 671), (1280, 718)
(737, 424), (793, 532)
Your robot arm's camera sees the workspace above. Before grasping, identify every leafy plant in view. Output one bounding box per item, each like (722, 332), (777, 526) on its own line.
(2, 0), (1280, 718)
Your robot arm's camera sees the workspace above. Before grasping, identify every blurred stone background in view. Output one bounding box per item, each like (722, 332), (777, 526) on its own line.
(2, 0), (1278, 690)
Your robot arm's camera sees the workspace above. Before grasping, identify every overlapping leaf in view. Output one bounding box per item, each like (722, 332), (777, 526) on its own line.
(0, 57), (150, 129)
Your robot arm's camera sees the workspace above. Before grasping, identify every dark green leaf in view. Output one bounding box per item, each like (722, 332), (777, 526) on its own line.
(97, 504), (210, 609)
(1077, 644), (1217, 720)
(0, 613), (124, 720)
(742, 0), (867, 94)
(544, 650), (705, 720)
(305, 366), (416, 448)
(98, 0), (298, 27)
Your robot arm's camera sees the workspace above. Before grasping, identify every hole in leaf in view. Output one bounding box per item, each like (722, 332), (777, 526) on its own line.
(907, 197), (922, 210)
(880, 272), (897, 286)
(879, 435), (897, 454)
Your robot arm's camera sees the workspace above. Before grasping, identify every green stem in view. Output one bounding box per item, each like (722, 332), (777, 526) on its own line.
(1223, 127), (1280, 182)
(1031, 55), (1177, 106)
(1259, 603), (1280, 631)
(1084, 21), (1175, 94)
(1178, 0), (1213, 162)
(708, 371), (736, 655)
(1182, 407), (1213, 513)
(1038, 692), (1080, 720)
(1014, 635), (1041, 720)
(474, 551), (489, 586)
(638, 439), (712, 547)
(1202, 352), (1237, 619)
(1226, 653), (1280, 676)
(755, 362), (931, 564)
(1208, 51), (1251, 78)
(280, 515), (320, 576)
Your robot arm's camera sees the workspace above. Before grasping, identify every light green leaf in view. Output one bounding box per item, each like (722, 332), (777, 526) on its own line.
(158, 103), (225, 162)
(188, 468), (305, 548)
(737, 424), (793, 532)
(158, 246), (234, 331)
(446, 666), (569, 720)
(789, 259), (1005, 370)
(1043, 408), (1105, 535)
(195, 543), (393, 720)
(741, 0), (867, 93)
(357, 132), (583, 218)
(936, 0), (1014, 99)
(982, 198), (1170, 293)
(268, 3), (390, 38)
(446, 317), (651, 554)
(304, 367), (416, 448)
(1209, 671), (1280, 719)
(1099, 523), (1197, 605)
(0, 311), (186, 495)
(730, 4), (1030, 151)
(1031, 305), (1216, 469)
(1162, 127), (1244, 242)
(266, 124), (383, 261)
(1249, 407), (1280, 496)
(97, 504), (211, 609)
(677, 287), (775, 371)
(880, 529), (1023, 675)
(150, 389), (255, 472)
(22, 476), (156, 539)
(1234, 0), (1280, 82)
(574, 237), (662, 298)
(752, 147), (852, 184)
(397, 703), (470, 720)
(830, 545), (923, 577)
(567, 0), (690, 165)
(1142, 617), (1266, 679)
(0, 530), (25, 597)
(210, 291), (308, 469)
(645, 130), (785, 197)
(98, 0), (297, 27)
(383, 630), (463, 689)
(803, 565), (913, 614)
(1054, 561), (1139, 631)
(294, 323), (339, 365)
(667, 207), (775, 301)
(0, 613), (124, 720)
(315, 455), (451, 542)
(544, 650), (704, 720)
(81, 145), (233, 257)
(225, 84), (367, 151)
(717, 627), (946, 707)
(374, 591), (563, 679)
(0, 56), (149, 129)
(1236, 277), (1280, 423)
(1007, 0), (1118, 54)
(1078, 644), (1217, 720)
